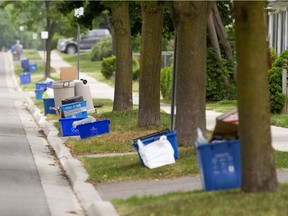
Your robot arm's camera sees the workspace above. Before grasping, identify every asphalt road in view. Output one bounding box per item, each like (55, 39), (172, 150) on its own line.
(0, 52), (85, 216)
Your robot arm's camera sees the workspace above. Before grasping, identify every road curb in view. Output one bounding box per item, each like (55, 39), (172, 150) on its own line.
(25, 98), (119, 216)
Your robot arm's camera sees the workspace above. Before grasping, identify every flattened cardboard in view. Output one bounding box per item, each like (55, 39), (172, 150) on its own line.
(60, 66), (77, 80)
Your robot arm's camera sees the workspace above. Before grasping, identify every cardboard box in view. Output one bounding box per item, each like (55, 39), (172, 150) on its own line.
(212, 109), (238, 140)
(60, 66), (77, 80)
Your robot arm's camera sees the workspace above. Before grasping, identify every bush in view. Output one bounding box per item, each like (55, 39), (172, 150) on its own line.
(272, 49), (288, 68)
(101, 55), (140, 80)
(159, 48), (236, 102)
(160, 66), (173, 100)
(90, 36), (112, 61)
(206, 48), (236, 101)
(268, 67), (286, 113)
(101, 55), (116, 79)
(132, 57), (140, 80)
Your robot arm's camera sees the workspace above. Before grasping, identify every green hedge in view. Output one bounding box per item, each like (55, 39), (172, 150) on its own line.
(160, 48), (236, 102)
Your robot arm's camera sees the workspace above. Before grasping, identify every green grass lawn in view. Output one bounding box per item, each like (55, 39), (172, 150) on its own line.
(113, 184), (288, 216)
(15, 52), (288, 216)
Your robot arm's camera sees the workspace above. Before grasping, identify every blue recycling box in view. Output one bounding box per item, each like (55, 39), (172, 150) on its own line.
(132, 130), (179, 165)
(20, 58), (29, 72)
(20, 73), (31, 85)
(28, 64), (37, 72)
(43, 98), (56, 115)
(59, 117), (85, 137)
(195, 139), (241, 191)
(76, 119), (110, 139)
(36, 81), (53, 90)
(60, 101), (88, 118)
(35, 89), (45, 100)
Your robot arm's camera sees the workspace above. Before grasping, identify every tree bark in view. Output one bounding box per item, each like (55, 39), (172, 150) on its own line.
(212, 4), (233, 61)
(44, 0), (55, 79)
(138, 2), (163, 128)
(110, 2), (133, 111)
(169, 2), (214, 146)
(234, 1), (278, 192)
(207, 12), (222, 63)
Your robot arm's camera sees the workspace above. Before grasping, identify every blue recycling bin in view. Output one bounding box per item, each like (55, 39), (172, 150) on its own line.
(19, 73), (31, 85)
(43, 98), (56, 115)
(20, 58), (29, 72)
(195, 139), (241, 191)
(28, 64), (37, 72)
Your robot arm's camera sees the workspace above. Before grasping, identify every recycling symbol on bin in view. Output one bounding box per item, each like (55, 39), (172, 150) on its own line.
(90, 127), (98, 136)
(71, 127), (79, 134)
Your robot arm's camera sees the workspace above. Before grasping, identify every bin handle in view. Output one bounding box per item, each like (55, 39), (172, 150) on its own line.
(62, 81), (71, 88)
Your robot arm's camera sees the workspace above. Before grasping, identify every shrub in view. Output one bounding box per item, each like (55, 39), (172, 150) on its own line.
(101, 55), (140, 80)
(101, 55), (116, 79)
(159, 48), (236, 102)
(206, 48), (236, 101)
(268, 67), (286, 113)
(132, 57), (140, 80)
(160, 66), (173, 100)
(272, 49), (288, 68)
(90, 36), (112, 61)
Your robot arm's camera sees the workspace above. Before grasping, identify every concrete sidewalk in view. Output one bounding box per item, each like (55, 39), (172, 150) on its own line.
(35, 51), (288, 203)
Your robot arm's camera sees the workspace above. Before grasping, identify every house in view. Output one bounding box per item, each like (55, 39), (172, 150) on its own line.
(267, 1), (288, 54)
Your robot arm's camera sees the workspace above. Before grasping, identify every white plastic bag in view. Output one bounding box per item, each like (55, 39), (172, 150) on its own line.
(137, 135), (175, 169)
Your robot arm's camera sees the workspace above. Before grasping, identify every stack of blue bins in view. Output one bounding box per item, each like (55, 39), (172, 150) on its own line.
(58, 96), (88, 137)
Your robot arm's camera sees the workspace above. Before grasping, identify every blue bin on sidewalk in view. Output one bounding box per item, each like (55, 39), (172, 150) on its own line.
(195, 139), (241, 191)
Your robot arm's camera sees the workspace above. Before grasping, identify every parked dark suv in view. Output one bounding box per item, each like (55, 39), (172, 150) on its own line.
(57, 29), (110, 54)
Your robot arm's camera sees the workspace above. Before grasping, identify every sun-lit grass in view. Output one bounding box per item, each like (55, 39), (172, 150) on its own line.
(113, 184), (288, 216)
(65, 107), (172, 155)
(81, 147), (198, 183)
(59, 52), (102, 72)
(206, 100), (237, 113)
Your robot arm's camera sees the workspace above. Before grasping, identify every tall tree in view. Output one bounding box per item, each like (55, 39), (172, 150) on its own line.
(234, 1), (278, 192)
(138, 1), (164, 128)
(1, 0), (71, 78)
(110, 2), (133, 111)
(169, 1), (214, 146)
(43, 0), (57, 78)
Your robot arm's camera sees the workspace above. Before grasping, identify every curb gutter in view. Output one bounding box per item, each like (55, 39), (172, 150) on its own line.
(25, 97), (119, 216)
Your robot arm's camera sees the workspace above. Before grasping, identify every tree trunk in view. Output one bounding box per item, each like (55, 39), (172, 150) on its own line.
(169, 2), (214, 146)
(138, 2), (163, 128)
(212, 4), (233, 61)
(234, 1), (278, 192)
(110, 3), (133, 111)
(44, 0), (56, 79)
(207, 13), (222, 63)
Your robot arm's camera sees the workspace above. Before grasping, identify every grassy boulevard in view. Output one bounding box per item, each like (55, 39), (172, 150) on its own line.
(16, 50), (288, 216)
